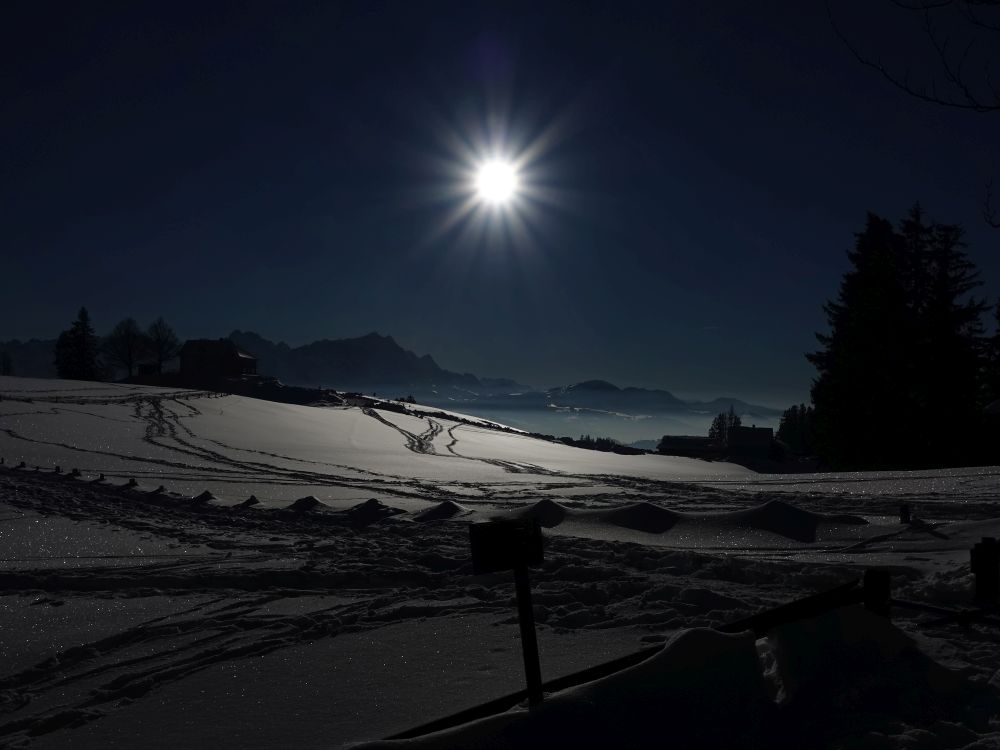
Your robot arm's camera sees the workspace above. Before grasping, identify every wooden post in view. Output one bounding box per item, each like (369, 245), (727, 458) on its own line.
(513, 563), (543, 706)
(863, 568), (891, 617)
(971, 537), (1000, 604)
(470, 519), (545, 706)
(899, 504), (911, 524)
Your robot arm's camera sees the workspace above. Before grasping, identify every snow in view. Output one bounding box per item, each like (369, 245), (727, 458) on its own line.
(3, 376), (1000, 749)
(0, 376), (752, 508)
(353, 607), (1000, 749)
(33, 615), (642, 750)
(353, 627), (771, 749)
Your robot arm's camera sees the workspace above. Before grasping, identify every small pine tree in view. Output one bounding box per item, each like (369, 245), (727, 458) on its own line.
(777, 403), (816, 455)
(708, 405), (741, 444)
(54, 307), (101, 381)
(708, 413), (725, 442)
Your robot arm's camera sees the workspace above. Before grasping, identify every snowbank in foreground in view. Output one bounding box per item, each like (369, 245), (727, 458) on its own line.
(353, 627), (770, 749)
(353, 606), (1000, 749)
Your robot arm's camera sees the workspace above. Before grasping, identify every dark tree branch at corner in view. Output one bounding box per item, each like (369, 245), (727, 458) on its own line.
(830, 1), (1000, 228)
(985, 180), (1000, 227)
(828, 1), (1000, 112)
(889, 0), (957, 12)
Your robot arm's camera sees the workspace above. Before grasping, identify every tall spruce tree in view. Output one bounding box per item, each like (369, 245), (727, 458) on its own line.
(913, 216), (987, 463)
(54, 307), (102, 381)
(777, 404), (816, 455)
(809, 207), (989, 469)
(808, 214), (912, 468)
(986, 302), (1000, 407)
(984, 303), (1000, 464)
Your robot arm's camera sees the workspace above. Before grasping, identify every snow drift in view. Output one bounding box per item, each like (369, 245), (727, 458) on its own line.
(352, 606), (1000, 749)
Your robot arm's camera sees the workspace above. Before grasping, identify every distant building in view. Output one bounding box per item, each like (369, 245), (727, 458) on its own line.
(180, 339), (257, 381)
(727, 425), (774, 458)
(656, 435), (721, 460)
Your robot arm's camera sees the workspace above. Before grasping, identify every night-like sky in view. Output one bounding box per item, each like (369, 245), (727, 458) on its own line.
(3, 1), (998, 405)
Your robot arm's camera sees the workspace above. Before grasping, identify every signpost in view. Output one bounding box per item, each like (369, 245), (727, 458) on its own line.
(971, 537), (1000, 603)
(469, 518), (545, 705)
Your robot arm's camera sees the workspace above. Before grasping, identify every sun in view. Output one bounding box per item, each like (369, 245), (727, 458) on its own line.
(475, 159), (520, 206)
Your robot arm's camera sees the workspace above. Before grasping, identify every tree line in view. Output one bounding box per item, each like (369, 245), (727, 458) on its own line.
(674, 206), (998, 470)
(708, 406), (742, 444)
(797, 206), (999, 469)
(775, 404), (815, 456)
(54, 308), (182, 381)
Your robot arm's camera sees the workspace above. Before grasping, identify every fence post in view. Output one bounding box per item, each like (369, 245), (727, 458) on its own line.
(512, 562), (543, 705)
(470, 519), (545, 706)
(971, 537), (1000, 603)
(863, 568), (891, 617)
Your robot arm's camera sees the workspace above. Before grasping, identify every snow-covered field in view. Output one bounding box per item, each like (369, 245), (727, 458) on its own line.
(3, 376), (1000, 749)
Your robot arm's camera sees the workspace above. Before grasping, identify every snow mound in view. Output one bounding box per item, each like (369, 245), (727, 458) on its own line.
(345, 498), (406, 526)
(354, 607), (999, 749)
(240, 495), (260, 508)
(511, 498), (571, 528)
(412, 501), (471, 522)
(352, 628), (771, 748)
(766, 605), (997, 744)
(718, 499), (867, 543)
(189, 490), (218, 506)
(600, 501), (682, 533)
(288, 495), (324, 512)
(488, 498), (869, 544)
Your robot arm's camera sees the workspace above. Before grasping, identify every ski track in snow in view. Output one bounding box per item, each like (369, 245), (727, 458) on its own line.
(3, 379), (1000, 748)
(0, 470), (849, 747)
(0, 387), (747, 506)
(4, 468), (1000, 749)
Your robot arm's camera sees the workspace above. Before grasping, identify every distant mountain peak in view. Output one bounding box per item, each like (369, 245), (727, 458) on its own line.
(568, 380), (621, 392)
(359, 331), (394, 343)
(226, 330), (475, 388)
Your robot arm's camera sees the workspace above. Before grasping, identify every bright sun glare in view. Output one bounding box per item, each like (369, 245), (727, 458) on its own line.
(475, 160), (519, 206)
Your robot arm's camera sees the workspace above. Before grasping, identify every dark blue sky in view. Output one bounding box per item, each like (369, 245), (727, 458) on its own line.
(2, 1), (997, 405)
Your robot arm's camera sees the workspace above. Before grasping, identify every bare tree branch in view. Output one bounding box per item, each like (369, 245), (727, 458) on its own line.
(830, 1), (1000, 228)
(985, 180), (1000, 228)
(890, 0), (955, 11)
(828, 0), (1000, 111)
(920, 10), (997, 108)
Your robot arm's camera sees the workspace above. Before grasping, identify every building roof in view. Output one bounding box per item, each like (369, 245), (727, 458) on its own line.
(181, 339), (257, 361)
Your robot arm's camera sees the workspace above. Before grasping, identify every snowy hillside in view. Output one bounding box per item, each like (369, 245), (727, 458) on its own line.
(3, 376), (1000, 749)
(0, 376), (753, 509)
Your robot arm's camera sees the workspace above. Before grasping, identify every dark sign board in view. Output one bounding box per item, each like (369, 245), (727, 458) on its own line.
(469, 519), (544, 574)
